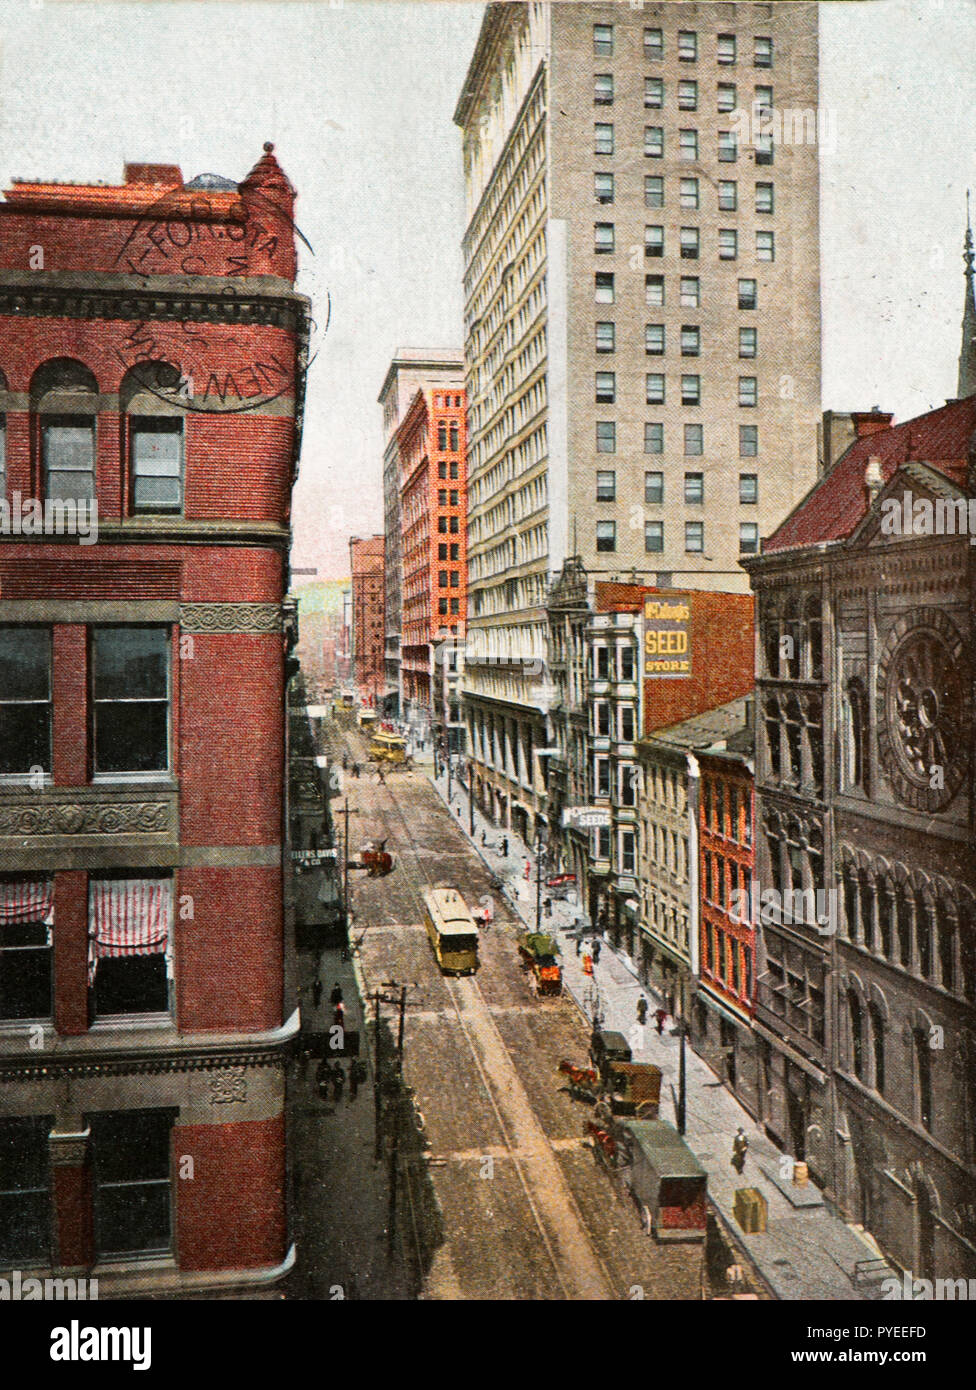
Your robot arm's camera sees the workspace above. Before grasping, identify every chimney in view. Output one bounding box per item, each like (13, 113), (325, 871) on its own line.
(864, 456), (884, 506)
(852, 408), (894, 440)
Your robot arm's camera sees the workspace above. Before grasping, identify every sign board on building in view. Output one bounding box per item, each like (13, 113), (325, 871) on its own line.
(643, 596), (691, 678)
(291, 849), (338, 866)
(562, 806), (612, 830)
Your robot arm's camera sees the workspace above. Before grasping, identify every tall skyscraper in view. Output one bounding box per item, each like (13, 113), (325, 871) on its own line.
(455, 1), (822, 841)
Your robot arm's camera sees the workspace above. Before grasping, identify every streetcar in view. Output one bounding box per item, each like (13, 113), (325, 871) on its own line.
(422, 886), (480, 975)
(368, 731), (411, 765)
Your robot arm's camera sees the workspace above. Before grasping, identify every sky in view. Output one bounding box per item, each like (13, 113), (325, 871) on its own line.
(0, 0), (974, 581)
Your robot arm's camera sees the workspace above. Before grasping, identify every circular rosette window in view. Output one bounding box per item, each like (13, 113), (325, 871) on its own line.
(876, 609), (970, 812)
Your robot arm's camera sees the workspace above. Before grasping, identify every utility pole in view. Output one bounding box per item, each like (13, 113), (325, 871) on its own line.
(677, 1008), (688, 1137)
(341, 799), (360, 932)
(468, 764), (475, 837)
(446, 741), (452, 803)
(387, 984), (408, 1256)
(535, 828), (544, 933)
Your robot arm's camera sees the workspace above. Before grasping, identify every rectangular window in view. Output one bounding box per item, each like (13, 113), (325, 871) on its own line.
(596, 471), (616, 502)
(717, 82), (737, 113)
(718, 179), (737, 211)
(438, 543), (447, 560)
(644, 125), (664, 158)
(719, 229), (738, 260)
(595, 371), (616, 403)
(756, 181), (774, 214)
(450, 543), (459, 560)
(644, 27), (663, 60)
(595, 272), (615, 304)
(645, 77), (664, 108)
(645, 225), (664, 258)
(679, 128), (698, 160)
(92, 626), (170, 775)
(593, 23), (613, 56)
(438, 489), (447, 505)
(739, 473), (758, 504)
(621, 829), (636, 875)
(594, 73), (614, 105)
(644, 471), (664, 505)
(680, 177), (700, 209)
(755, 85), (774, 113)
(449, 424), (459, 452)
(0, 628), (52, 775)
(595, 321), (615, 353)
(595, 701), (610, 737)
(89, 876), (171, 1018)
(595, 221), (615, 252)
(684, 472), (704, 504)
(438, 598), (448, 615)
(449, 516), (459, 533)
(437, 422), (448, 450)
(684, 423), (703, 455)
(594, 171), (614, 204)
(0, 1116), (51, 1264)
(678, 30), (697, 62)
(438, 569), (448, 587)
(644, 175), (664, 208)
(755, 134), (774, 166)
(680, 226), (699, 260)
(756, 230), (775, 261)
(680, 326), (700, 357)
(43, 417), (95, 502)
(450, 598), (459, 614)
(645, 273), (665, 307)
(620, 646), (635, 681)
(738, 277), (757, 310)
(718, 130), (738, 162)
(739, 376), (758, 407)
(594, 124), (614, 156)
(739, 326), (757, 358)
(449, 461), (458, 479)
(685, 521), (704, 552)
(438, 462), (447, 479)
(438, 516), (447, 533)
(0, 879), (53, 1021)
(680, 276), (700, 308)
(644, 424), (663, 455)
(739, 424), (758, 456)
(645, 324), (665, 355)
(596, 520), (616, 553)
(131, 419), (182, 513)
(717, 33), (736, 65)
(678, 80), (698, 110)
(645, 520), (664, 552)
(739, 522), (759, 554)
(646, 374), (665, 405)
(754, 35), (773, 68)
(596, 421), (616, 453)
(595, 758), (611, 798)
(91, 1110), (173, 1257)
(681, 374), (701, 406)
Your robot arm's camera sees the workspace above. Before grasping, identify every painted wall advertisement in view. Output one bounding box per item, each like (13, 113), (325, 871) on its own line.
(643, 596), (691, 678)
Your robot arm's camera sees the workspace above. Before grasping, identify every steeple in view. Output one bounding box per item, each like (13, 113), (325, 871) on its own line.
(958, 192), (976, 399)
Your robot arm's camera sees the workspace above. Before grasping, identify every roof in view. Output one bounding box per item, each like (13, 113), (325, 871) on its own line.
(765, 394), (976, 554)
(644, 695), (753, 757)
(622, 1120), (706, 1178)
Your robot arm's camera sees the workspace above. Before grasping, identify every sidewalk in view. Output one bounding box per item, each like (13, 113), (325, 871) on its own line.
(429, 767), (893, 1302)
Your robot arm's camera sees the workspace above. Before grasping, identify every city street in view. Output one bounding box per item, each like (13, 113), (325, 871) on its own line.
(293, 717), (760, 1301)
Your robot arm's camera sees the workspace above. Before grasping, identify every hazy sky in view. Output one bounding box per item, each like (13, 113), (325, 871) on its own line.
(0, 0), (974, 580)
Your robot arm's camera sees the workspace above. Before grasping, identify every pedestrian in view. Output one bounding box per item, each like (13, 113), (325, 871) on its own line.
(483, 896), (494, 930)
(342, 753), (348, 770)
(352, 762), (360, 779)
(731, 1127), (749, 1176)
(330, 981), (344, 1007)
(333, 1000), (345, 1028)
(377, 764), (386, 784)
(592, 939), (601, 965)
(331, 1062), (345, 1105)
(524, 858), (531, 881)
(582, 951), (593, 977)
(312, 976), (323, 1009)
(543, 897), (552, 918)
(456, 804), (462, 817)
(315, 1057), (330, 1100)
(575, 936), (582, 957)
(480, 830), (487, 846)
(636, 995), (648, 1026)
(501, 837), (508, 857)
(655, 1008), (667, 1035)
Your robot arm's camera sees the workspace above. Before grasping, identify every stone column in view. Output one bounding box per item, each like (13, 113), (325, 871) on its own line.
(49, 1126), (94, 1273)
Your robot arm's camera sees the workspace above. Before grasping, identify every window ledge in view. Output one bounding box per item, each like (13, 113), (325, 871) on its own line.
(90, 774), (177, 788)
(89, 1014), (173, 1032)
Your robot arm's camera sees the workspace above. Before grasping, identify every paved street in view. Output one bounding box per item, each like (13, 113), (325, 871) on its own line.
(425, 764), (897, 1303)
(290, 716), (760, 1300)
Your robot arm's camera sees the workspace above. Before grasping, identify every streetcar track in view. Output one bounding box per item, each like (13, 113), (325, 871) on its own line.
(332, 725), (616, 1299)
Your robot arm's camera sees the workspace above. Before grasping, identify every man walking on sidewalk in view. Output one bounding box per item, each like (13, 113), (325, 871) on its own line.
(312, 976), (323, 1009)
(592, 939), (601, 966)
(731, 1127), (749, 1175)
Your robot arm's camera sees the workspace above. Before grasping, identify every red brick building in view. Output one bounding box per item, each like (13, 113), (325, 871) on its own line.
(396, 384), (467, 742)
(348, 536), (384, 707)
(0, 149), (308, 1293)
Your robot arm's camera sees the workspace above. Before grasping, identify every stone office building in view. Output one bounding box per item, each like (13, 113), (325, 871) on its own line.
(0, 148), (308, 1293)
(746, 383), (976, 1279)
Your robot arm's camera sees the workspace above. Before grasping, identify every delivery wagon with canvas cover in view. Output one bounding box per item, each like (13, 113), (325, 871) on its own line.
(590, 1118), (707, 1242)
(517, 931), (562, 996)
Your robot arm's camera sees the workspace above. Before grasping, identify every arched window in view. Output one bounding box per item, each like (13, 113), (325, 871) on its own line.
(842, 679), (868, 793)
(896, 887), (912, 969)
(916, 899), (932, 981)
(761, 601), (780, 678)
(784, 695), (803, 785)
(782, 598), (800, 680)
(763, 695), (781, 781)
(936, 903), (955, 992)
(914, 1027), (933, 1132)
(31, 360), (98, 502)
(120, 363), (183, 515)
(848, 991), (865, 1081)
(869, 1002), (885, 1094)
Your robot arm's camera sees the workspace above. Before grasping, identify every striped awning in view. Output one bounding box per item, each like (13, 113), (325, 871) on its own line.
(0, 879), (54, 929)
(88, 878), (171, 983)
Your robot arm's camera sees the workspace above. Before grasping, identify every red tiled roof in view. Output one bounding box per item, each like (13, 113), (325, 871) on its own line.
(765, 394), (976, 553)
